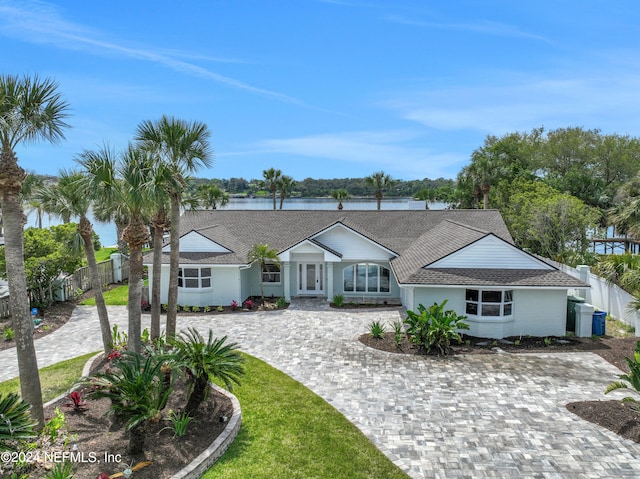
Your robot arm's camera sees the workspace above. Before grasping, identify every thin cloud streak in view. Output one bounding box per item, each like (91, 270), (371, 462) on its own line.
(387, 15), (552, 43)
(0, 0), (302, 104)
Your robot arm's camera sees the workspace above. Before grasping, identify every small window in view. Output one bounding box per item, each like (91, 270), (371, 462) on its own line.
(465, 289), (513, 318)
(262, 263), (281, 283)
(178, 267), (212, 289)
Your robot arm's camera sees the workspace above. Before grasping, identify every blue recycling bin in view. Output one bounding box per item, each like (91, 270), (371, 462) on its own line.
(592, 311), (607, 336)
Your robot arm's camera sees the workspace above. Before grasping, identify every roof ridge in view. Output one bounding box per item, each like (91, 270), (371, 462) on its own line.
(442, 218), (491, 235)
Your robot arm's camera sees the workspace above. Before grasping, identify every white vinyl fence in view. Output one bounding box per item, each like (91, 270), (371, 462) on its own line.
(550, 260), (639, 330)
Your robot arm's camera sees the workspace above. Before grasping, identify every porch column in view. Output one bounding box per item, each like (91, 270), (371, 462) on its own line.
(283, 261), (291, 301)
(326, 262), (334, 301)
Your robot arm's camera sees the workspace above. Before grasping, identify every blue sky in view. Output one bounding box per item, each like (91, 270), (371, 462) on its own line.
(2, 0), (640, 181)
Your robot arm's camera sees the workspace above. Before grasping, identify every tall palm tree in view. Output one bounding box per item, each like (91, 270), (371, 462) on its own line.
(22, 173), (46, 227)
(0, 74), (70, 429)
(262, 167), (282, 210)
(197, 184), (229, 209)
(135, 116), (213, 338)
(81, 145), (157, 354)
(37, 168), (113, 354)
(277, 175), (295, 210)
(330, 189), (350, 210)
(247, 243), (280, 304)
(365, 171), (395, 210)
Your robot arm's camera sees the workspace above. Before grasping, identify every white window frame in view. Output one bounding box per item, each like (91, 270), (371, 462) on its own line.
(343, 263), (391, 294)
(262, 263), (281, 284)
(178, 267), (212, 290)
(465, 289), (513, 319)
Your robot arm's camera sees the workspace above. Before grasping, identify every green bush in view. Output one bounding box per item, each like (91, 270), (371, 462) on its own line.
(0, 393), (37, 451)
(368, 321), (386, 339)
(605, 340), (640, 408)
(332, 294), (344, 307)
(404, 300), (469, 356)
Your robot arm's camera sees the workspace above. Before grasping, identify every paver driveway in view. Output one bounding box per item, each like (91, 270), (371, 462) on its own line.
(1, 301), (639, 478)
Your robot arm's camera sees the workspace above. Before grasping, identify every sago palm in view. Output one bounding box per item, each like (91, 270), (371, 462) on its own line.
(0, 74), (70, 429)
(85, 352), (172, 454)
(0, 392), (37, 450)
(171, 328), (244, 415)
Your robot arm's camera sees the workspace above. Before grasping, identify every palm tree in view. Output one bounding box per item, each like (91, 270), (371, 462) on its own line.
(0, 393), (37, 450)
(0, 74), (70, 429)
(414, 188), (437, 209)
(171, 328), (244, 415)
(247, 243), (280, 304)
(365, 171), (395, 210)
(135, 116), (213, 339)
(330, 189), (350, 210)
(197, 184), (229, 209)
(37, 168), (113, 354)
(262, 167), (282, 210)
(80, 145), (157, 354)
(22, 173), (46, 227)
(277, 175), (295, 210)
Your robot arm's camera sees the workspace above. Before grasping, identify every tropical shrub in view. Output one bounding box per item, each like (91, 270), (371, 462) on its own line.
(605, 340), (640, 408)
(0, 393), (37, 451)
(3, 327), (14, 341)
(332, 294), (344, 307)
(170, 328), (245, 415)
(391, 320), (404, 349)
(368, 321), (386, 339)
(84, 352), (172, 454)
(404, 300), (469, 356)
(276, 297), (287, 308)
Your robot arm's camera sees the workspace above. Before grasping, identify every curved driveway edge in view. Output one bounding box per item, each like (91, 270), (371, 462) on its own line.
(2, 303), (640, 478)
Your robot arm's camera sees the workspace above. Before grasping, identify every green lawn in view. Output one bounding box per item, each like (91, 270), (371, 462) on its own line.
(0, 352), (98, 401)
(205, 354), (409, 479)
(94, 247), (119, 263)
(81, 283), (129, 306)
(0, 353), (409, 479)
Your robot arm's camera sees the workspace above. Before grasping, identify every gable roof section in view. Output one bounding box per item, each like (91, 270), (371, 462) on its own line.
(162, 229), (232, 254)
(146, 209), (514, 266)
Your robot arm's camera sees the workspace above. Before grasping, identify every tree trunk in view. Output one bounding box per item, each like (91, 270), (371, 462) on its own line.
(150, 208), (166, 340)
(271, 186), (277, 210)
(0, 149), (44, 429)
(79, 216), (112, 354)
(128, 423), (146, 455)
(185, 376), (209, 415)
(166, 195), (180, 338)
(123, 216), (148, 354)
(376, 191), (382, 210)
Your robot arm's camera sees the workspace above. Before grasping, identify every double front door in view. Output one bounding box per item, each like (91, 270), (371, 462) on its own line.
(298, 263), (324, 295)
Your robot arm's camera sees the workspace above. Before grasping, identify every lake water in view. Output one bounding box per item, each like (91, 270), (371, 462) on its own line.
(26, 198), (446, 248)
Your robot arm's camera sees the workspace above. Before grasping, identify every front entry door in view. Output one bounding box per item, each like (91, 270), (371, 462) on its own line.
(298, 263), (324, 295)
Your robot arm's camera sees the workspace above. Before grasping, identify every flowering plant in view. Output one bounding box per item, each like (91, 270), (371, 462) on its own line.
(231, 300), (238, 311)
(65, 390), (88, 411)
(243, 299), (253, 309)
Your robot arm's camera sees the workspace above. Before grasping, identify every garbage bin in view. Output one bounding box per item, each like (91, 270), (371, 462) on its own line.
(592, 311), (607, 336)
(567, 296), (585, 332)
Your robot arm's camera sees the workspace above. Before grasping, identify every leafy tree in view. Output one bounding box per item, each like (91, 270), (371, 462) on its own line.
(414, 188), (437, 209)
(262, 167), (282, 210)
(247, 243), (280, 303)
(330, 189), (350, 210)
(365, 171), (395, 210)
(0, 74), (70, 429)
(135, 116), (213, 339)
(502, 179), (600, 259)
(171, 328), (244, 415)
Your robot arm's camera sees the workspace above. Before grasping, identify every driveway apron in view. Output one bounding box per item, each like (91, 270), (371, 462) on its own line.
(1, 301), (639, 478)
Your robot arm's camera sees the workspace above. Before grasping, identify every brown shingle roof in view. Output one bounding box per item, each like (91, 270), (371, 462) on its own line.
(403, 268), (590, 288)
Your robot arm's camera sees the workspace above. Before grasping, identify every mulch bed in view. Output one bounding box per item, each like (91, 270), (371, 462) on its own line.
(360, 332), (640, 443)
(28, 354), (234, 479)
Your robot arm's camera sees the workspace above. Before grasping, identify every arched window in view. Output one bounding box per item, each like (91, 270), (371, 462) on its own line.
(343, 264), (390, 293)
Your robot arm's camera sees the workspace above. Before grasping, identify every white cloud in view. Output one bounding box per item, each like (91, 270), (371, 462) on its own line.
(0, 0), (302, 104)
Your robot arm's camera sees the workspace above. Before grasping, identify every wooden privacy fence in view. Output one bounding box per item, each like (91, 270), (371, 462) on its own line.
(0, 255), (129, 320)
(58, 255), (130, 302)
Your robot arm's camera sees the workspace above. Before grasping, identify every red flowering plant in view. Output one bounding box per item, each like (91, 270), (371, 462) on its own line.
(230, 300), (238, 311)
(64, 389), (88, 411)
(243, 299), (253, 310)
